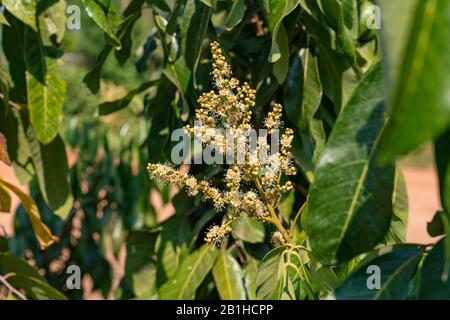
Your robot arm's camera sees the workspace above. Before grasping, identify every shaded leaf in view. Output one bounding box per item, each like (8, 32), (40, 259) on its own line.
(307, 64), (395, 264)
(159, 245), (218, 299)
(225, 0), (245, 30)
(335, 245), (423, 299)
(0, 133), (12, 166)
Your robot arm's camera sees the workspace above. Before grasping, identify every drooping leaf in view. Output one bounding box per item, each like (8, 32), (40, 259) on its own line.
(24, 26), (66, 145)
(159, 245), (218, 299)
(0, 179), (58, 249)
(256, 246), (285, 299)
(307, 64), (395, 264)
(232, 216), (265, 244)
(82, 0), (121, 48)
(26, 130), (73, 219)
(0, 181), (11, 212)
(212, 248), (246, 300)
(335, 245), (423, 299)
(385, 169), (408, 243)
(180, 0), (211, 75)
(379, 0), (450, 162)
(265, 0), (299, 63)
(7, 274), (67, 300)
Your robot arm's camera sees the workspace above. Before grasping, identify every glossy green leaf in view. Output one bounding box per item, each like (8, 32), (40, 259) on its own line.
(266, 0), (298, 63)
(26, 131), (73, 219)
(307, 64), (395, 264)
(212, 248), (246, 300)
(385, 169), (408, 243)
(335, 245), (423, 299)
(180, 0), (211, 75)
(419, 238), (450, 299)
(82, 0), (121, 49)
(379, 0), (450, 162)
(8, 274), (67, 300)
(2, 0), (37, 31)
(436, 130), (450, 213)
(225, 0), (245, 30)
(159, 245), (218, 299)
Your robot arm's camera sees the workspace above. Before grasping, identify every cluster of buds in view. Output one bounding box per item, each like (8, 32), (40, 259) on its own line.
(148, 42), (298, 246)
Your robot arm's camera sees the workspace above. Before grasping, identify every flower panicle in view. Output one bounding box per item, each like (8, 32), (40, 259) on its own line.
(148, 42), (299, 247)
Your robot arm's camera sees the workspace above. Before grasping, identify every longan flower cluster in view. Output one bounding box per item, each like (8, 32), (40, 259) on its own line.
(148, 42), (298, 246)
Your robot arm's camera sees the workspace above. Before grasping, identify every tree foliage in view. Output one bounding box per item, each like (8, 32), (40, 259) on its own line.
(0, 0), (449, 300)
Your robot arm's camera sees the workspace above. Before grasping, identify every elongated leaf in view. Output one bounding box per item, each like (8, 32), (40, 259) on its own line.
(159, 245), (218, 299)
(379, 0), (450, 162)
(212, 248), (246, 300)
(0, 181), (11, 212)
(256, 246), (285, 299)
(125, 231), (158, 297)
(419, 238), (450, 299)
(180, 0), (211, 75)
(265, 0), (298, 63)
(436, 130), (450, 212)
(0, 12), (10, 26)
(99, 80), (158, 115)
(225, 0), (245, 30)
(335, 245), (423, 299)
(84, 4), (142, 93)
(384, 169), (408, 243)
(2, 0), (37, 31)
(307, 64), (395, 264)
(0, 179), (58, 249)
(299, 49), (322, 132)
(8, 274), (67, 300)
(232, 216), (265, 244)
(24, 26), (66, 145)
(82, 0), (121, 48)
(25, 130), (72, 219)
(156, 215), (191, 285)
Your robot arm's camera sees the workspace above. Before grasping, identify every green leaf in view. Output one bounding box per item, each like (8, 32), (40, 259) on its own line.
(256, 246), (284, 299)
(125, 231), (158, 297)
(2, 0), (37, 31)
(212, 248), (246, 300)
(180, 0), (211, 75)
(379, 0), (450, 162)
(0, 12), (11, 26)
(436, 130), (450, 213)
(8, 274), (67, 300)
(335, 245), (423, 299)
(265, 0), (299, 63)
(26, 131), (73, 219)
(159, 245), (218, 299)
(232, 216), (265, 244)
(385, 169), (408, 243)
(23, 27), (66, 144)
(99, 80), (158, 115)
(419, 238), (450, 299)
(307, 64), (395, 264)
(427, 211), (449, 237)
(82, 0), (121, 49)
(225, 0), (245, 30)
(156, 215), (191, 285)
(272, 23), (290, 84)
